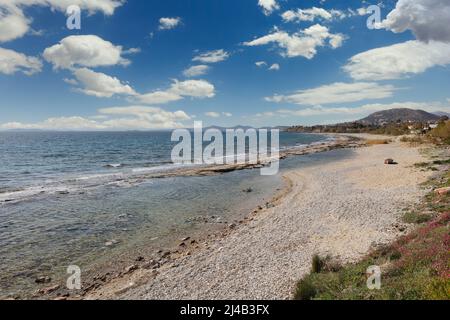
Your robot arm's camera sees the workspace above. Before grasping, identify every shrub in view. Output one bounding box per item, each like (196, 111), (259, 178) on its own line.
(294, 277), (317, 300)
(311, 254), (325, 273)
(429, 121), (450, 144)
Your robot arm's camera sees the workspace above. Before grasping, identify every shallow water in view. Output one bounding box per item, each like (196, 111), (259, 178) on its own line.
(0, 131), (345, 297)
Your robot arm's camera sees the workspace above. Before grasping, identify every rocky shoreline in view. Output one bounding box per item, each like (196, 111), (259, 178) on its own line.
(15, 134), (364, 300)
(82, 135), (432, 300)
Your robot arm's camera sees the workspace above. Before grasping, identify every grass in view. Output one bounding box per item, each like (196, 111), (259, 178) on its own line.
(402, 211), (433, 224)
(293, 170), (450, 300)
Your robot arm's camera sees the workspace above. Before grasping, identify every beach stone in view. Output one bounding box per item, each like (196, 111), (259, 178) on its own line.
(142, 260), (160, 270)
(160, 251), (171, 258)
(181, 237), (191, 242)
(435, 187), (450, 195)
(384, 159), (395, 165)
(35, 276), (51, 284)
(124, 265), (138, 274)
(38, 284), (60, 295)
(135, 256), (145, 262)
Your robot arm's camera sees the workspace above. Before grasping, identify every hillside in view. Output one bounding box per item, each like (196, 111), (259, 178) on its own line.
(359, 108), (441, 125)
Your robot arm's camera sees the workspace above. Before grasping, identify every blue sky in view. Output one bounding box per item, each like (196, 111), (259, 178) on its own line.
(0, 0), (449, 130)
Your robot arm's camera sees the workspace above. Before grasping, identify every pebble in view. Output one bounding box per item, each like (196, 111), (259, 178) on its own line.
(35, 276), (51, 284)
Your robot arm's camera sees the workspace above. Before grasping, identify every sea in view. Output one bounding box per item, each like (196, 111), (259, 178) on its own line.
(0, 130), (352, 297)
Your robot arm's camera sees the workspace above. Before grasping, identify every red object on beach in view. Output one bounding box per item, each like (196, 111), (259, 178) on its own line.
(435, 187), (450, 196)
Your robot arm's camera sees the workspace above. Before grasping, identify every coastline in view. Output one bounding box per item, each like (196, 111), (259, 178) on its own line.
(79, 134), (434, 300)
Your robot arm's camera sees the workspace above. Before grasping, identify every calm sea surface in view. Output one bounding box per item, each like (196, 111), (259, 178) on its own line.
(0, 131), (351, 297)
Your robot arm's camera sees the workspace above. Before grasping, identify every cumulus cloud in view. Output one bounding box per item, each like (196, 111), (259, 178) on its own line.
(381, 0), (450, 43)
(158, 17), (181, 30)
(193, 49), (229, 64)
(72, 68), (136, 98)
(43, 35), (130, 69)
(0, 5), (29, 42)
(266, 82), (396, 106)
(255, 61), (267, 67)
(0, 105), (192, 131)
(258, 0), (279, 16)
(0, 0), (124, 43)
(183, 65), (210, 77)
(137, 79), (215, 104)
(282, 7), (337, 22)
(244, 24), (345, 59)
(344, 40), (450, 80)
(0, 46), (42, 75)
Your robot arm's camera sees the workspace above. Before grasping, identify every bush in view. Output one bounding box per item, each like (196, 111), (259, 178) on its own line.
(429, 121), (450, 144)
(294, 278), (317, 300)
(311, 254), (325, 273)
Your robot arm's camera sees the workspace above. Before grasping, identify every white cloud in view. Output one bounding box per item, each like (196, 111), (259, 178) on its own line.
(0, 46), (42, 75)
(205, 111), (233, 118)
(0, 116), (107, 130)
(268, 63), (280, 71)
(170, 79), (215, 98)
(205, 112), (220, 118)
(281, 7), (360, 23)
(193, 49), (229, 64)
(43, 35), (130, 69)
(266, 82), (396, 106)
(183, 65), (210, 77)
(244, 24), (345, 59)
(0, 105), (192, 131)
(72, 68), (136, 98)
(258, 0), (279, 16)
(158, 17), (181, 30)
(381, 0), (450, 43)
(275, 102), (450, 118)
(281, 7), (333, 22)
(0, 0), (124, 43)
(255, 61), (267, 67)
(63, 78), (78, 85)
(344, 40), (450, 81)
(0, 5), (29, 42)
(137, 91), (183, 105)
(137, 79), (215, 104)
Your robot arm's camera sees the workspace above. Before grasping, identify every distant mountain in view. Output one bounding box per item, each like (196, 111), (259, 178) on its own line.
(433, 111), (450, 118)
(359, 108), (441, 125)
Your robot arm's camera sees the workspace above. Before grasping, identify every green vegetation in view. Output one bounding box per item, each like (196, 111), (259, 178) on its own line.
(402, 211), (433, 224)
(293, 168), (450, 300)
(429, 121), (450, 145)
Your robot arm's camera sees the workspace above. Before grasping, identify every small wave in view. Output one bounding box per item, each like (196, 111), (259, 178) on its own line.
(104, 163), (124, 169)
